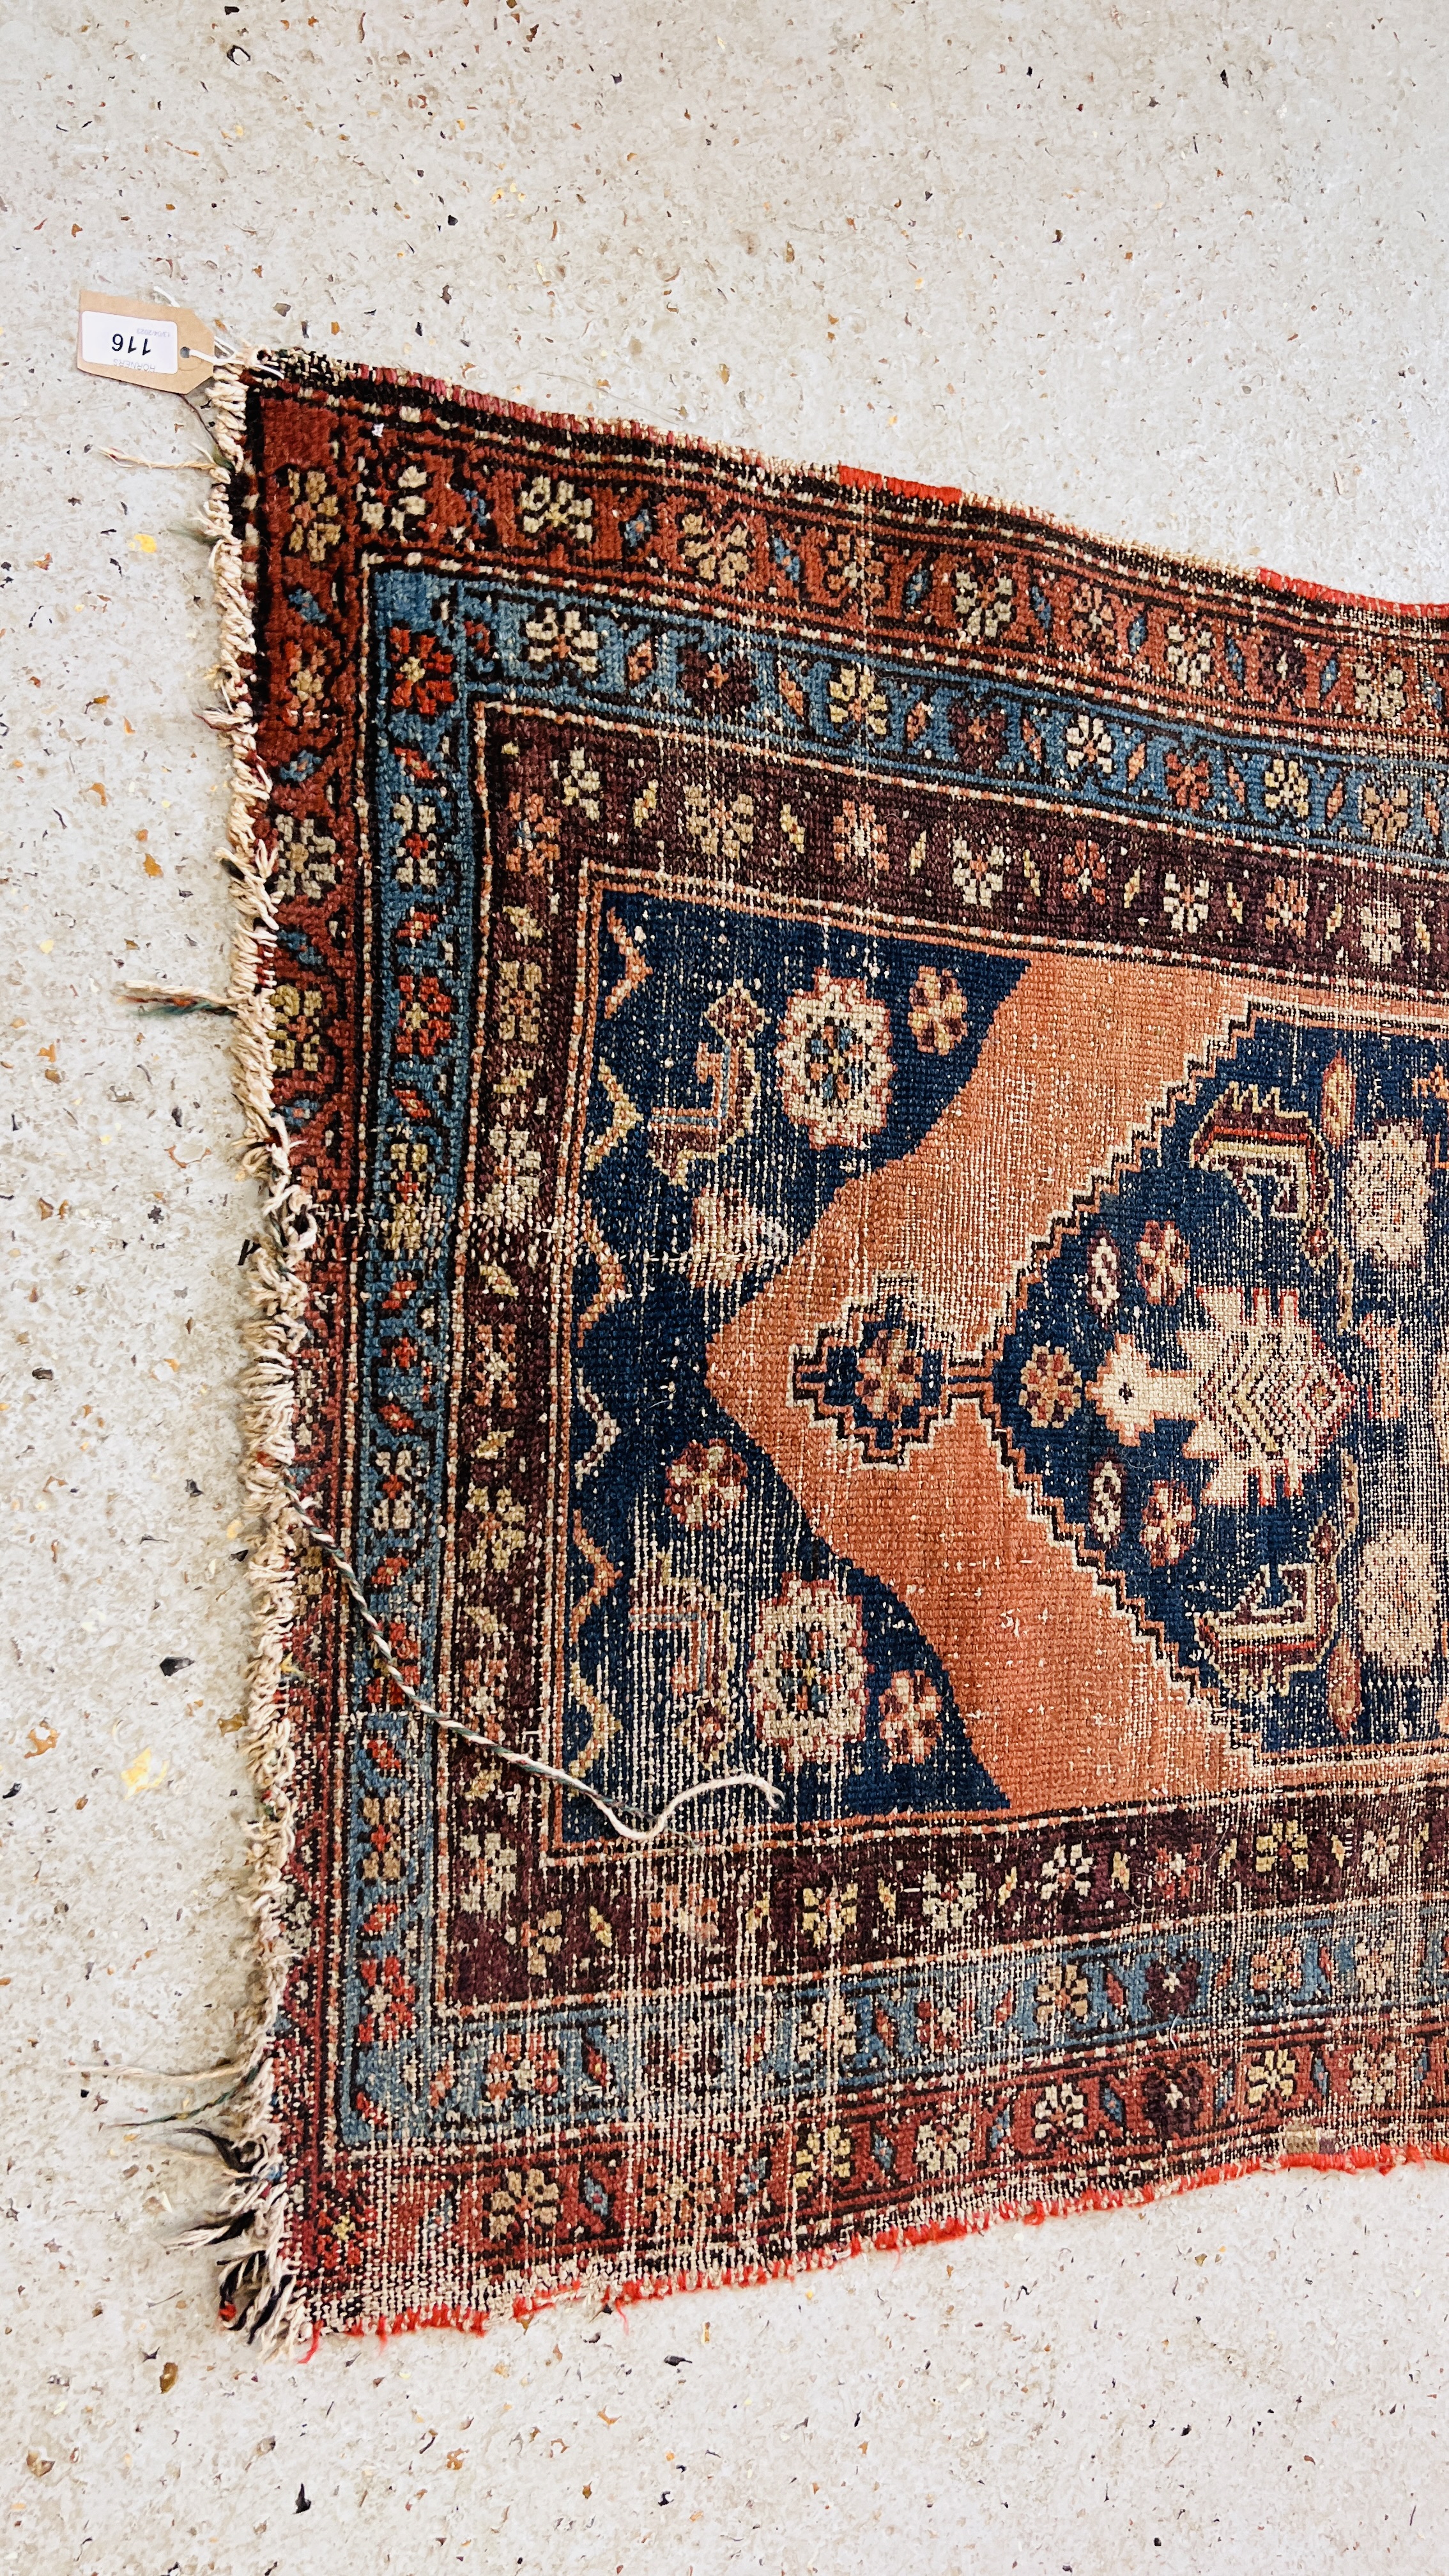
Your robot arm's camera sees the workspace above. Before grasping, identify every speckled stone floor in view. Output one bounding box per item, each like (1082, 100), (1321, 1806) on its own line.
(5, 5), (1449, 2569)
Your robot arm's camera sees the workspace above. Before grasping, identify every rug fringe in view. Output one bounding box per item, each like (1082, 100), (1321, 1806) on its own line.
(119, 979), (234, 1013)
(168, 356), (316, 2358)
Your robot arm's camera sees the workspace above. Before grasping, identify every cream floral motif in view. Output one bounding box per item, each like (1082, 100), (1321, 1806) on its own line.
(1353, 1938), (1394, 2003)
(284, 464), (342, 561)
(1354, 657), (1407, 726)
(1020, 1345), (1081, 1429)
(360, 1793), (401, 1883)
(823, 530), (885, 605)
(1163, 871), (1211, 935)
(794, 2124), (854, 2189)
(1359, 900), (1403, 967)
(471, 1485), (528, 1575)
(524, 604), (600, 675)
(511, 1909), (564, 1975)
(776, 969), (893, 1149)
(641, 2163), (721, 2234)
(1069, 581), (1117, 648)
(914, 2113), (975, 2177)
(921, 1866), (978, 1929)
(682, 783), (755, 864)
(834, 799), (889, 874)
(488, 2168), (560, 2241)
(827, 663), (890, 735)
(678, 510), (751, 589)
(1063, 710), (1114, 776)
(518, 473), (594, 544)
(1358, 1529), (1438, 1673)
(1243, 2048), (1296, 2109)
(1265, 874), (1308, 941)
(481, 1124), (542, 1233)
(1360, 1825), (1400, 1883)
(273, 983), (323, 1075)
(1361, 781), (1409, 845)
(1034, 1960), (1090, 2028)
(1349, 2048), (1398, 2108)
(486, 2032), (560, 2105)
(1039, 1841), (1092, 1903)
(390, 793), (438, 890)
(456, 1828), (518, 1919)
(1249, 1938), (1301, 1995)
(801, 1880), (858, 1950)
(951, 835), (1006, 910)
(360, 458), (428, 538)
(1347, 1124), (1429, 1264)
(1254, 1817), (1309, 1877)
(748, 1574), (870, 1768)
(954, 563), (1015, 640)
(1262, 756), (1310, 820)
(560, 745), (601, 815)
(383, 1137), (438, 1258)
(285, 642), (332, 726)
(1164, 620), (1213, 689)
(371, 1442), (415, 1535)
(1032, 2079), (1087, 2142)
(793, 1994), (859, 2067)
(495, 957), (541, 1046)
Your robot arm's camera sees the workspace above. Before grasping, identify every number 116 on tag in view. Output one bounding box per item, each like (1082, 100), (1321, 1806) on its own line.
(80, 310), (179, 373)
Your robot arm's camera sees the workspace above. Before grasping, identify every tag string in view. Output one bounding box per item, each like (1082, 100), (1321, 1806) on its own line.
(284, 1483), (783, 1846)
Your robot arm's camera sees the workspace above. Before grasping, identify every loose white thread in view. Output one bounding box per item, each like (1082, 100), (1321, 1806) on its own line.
(285, 1480), (783, 1844)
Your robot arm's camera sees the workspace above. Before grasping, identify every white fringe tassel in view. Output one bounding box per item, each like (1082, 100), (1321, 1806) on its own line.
(187, 360), (318, 2357)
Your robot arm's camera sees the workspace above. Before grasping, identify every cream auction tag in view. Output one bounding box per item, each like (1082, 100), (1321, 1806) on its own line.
(75, 291), (214, 394)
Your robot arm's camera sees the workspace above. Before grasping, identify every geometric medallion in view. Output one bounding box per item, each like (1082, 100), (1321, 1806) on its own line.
(790, 1272), (973, 1464)
(990, 1014), (1449, 1756)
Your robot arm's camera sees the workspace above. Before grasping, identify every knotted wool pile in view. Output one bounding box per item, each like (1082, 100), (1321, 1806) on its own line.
(218, 355), (1449, 2343)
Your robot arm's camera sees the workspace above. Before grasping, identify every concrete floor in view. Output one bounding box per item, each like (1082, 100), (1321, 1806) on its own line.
(4, 3), (1449, 2567)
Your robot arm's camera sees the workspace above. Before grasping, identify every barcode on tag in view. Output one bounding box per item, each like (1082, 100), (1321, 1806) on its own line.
(80, 309), (180, 374)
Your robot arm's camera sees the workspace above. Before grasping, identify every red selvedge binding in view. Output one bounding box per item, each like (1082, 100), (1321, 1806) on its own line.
(293, 2136), (1449, 2352)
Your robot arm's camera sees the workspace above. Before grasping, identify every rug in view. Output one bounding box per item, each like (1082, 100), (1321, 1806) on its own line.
(213, 354), (1449, 2344)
